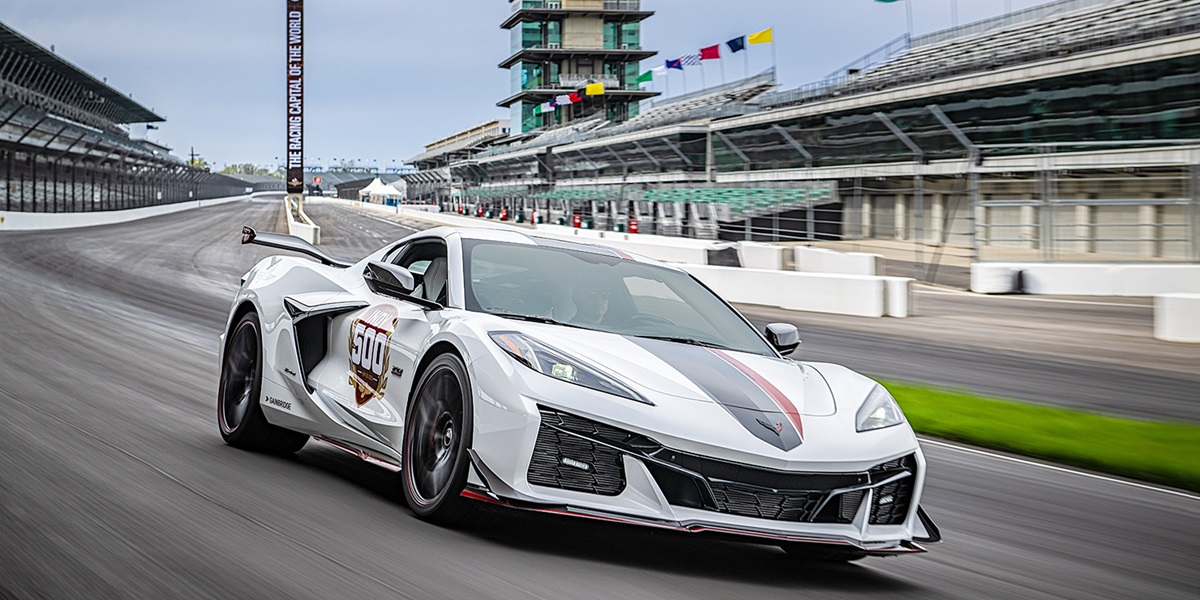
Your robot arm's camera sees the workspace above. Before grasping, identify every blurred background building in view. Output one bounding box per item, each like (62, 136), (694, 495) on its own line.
(406, 0), (1200, 285)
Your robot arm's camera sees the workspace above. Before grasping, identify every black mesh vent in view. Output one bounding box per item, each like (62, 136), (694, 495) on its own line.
(869, 454), (916, 525)
(814, 489), (866, 524)
(710, 482), (824, 521)
(527, 408), (626, 496)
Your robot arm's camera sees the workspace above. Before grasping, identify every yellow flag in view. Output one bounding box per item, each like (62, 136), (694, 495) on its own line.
(748, 27), (774, 45)
(585, 82), (605, 96)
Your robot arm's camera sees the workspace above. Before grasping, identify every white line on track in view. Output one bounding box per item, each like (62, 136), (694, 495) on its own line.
(915, 289), (1150, 309)
(919, 438), (1200, 501)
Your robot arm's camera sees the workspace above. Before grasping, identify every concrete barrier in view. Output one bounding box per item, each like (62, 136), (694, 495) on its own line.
(973, 263), (1200, 296)
(678, 264), (908, 318)
(534, 225), (716, 265)
(970, 264), (1020, 294)
(0, 195), (247, 231)
(285, 198), (320, 244)
(1154, 293), (1200, 343)
(883, 277), (914, 318)
(739, 242), (787, 270)
(793, 246), (883, 276)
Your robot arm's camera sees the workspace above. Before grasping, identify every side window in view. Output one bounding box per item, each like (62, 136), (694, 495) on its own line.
(387, 240), (449, 305)
(406, 259), (431, 277)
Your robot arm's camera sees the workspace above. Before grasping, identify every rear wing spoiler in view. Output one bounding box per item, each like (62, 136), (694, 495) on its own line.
(241, 226), (354, 268)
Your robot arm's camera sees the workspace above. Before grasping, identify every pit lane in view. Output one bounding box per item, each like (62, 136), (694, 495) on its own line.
(0, 198), (1195, 599)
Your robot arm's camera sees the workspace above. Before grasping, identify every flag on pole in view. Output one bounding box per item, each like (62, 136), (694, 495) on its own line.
(585, 82), (605, 96)
(665, 58), (684, 70)
(700, 44), (721, 60)
(680, 52), (702, 66)
(636, 70), (654, 84)
(748, 28), (774, 45)
(727, 36), (747, 53)
(651, 66), (668, 76)
(555, 94), (574, 105)
(568, 92), (582, 103)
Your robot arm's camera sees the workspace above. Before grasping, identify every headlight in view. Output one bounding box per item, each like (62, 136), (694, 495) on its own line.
(490, 332), (652, 405)
(856, 385), (905, 432)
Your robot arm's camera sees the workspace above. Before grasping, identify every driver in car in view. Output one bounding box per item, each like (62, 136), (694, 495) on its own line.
(572, 282), (610, 326)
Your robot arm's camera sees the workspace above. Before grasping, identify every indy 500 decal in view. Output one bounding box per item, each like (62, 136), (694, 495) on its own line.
(349, 305), (399, 406)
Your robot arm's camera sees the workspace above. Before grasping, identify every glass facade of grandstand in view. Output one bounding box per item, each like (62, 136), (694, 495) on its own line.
(711, 56), (1200, 173)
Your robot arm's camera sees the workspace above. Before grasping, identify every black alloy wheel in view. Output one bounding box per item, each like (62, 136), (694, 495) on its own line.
(402, 353), (485, 526)
(217, 312), (308, 454)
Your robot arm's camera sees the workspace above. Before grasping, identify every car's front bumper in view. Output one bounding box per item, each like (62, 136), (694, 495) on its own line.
(465, 405), (940, 553)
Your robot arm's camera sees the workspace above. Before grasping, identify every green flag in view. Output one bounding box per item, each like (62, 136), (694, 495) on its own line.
(636, 70), (653, 85)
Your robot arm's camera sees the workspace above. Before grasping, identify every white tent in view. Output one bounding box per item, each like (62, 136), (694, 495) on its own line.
(358, 177), (404, 204)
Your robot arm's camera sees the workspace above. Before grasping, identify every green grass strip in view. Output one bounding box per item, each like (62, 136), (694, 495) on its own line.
(882, 380), (1200, 493)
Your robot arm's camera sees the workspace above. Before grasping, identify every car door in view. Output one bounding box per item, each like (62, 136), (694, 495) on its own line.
(310, 238), (447, 447)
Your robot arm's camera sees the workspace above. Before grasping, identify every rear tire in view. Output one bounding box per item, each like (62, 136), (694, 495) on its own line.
(779, 543), (867, 563)
(218, 312), (308, 454)
(401, 353), (488, 527)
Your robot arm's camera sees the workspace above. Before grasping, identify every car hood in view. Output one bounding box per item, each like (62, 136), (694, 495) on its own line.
(524, 325), (837, 452)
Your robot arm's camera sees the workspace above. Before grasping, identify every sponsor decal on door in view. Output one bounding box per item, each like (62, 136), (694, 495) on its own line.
(348, 305), (399, 406)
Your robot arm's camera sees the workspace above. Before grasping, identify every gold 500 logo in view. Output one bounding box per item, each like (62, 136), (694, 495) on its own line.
(349, 305), (399, 406)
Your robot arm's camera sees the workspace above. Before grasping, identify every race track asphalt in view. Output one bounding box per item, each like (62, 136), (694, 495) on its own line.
(0, 198), (1196, 600)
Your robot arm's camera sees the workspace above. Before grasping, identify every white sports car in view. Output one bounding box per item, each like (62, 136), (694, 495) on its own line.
(219, 225), (939, 561)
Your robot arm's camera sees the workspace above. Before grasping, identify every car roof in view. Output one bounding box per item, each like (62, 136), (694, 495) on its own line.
(429, 227), (681, 271)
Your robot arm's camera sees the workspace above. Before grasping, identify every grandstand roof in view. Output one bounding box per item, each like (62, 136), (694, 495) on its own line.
(0, 20), (164, 124)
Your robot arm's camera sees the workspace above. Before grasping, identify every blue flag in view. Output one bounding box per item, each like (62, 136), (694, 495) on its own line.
(665, 58), (684, 70)
(727, 36), (747, 54)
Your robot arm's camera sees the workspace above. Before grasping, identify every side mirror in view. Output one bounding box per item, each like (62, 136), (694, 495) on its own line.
(765, 323), (801, 355)
(364, 261), (415, 298)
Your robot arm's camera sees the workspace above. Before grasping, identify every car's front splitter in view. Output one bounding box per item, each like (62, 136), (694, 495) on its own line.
(459, 486), (932, 555)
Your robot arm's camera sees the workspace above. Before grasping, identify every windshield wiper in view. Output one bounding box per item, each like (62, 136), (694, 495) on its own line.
(491, 313), (589, 330)
(633, 335), (737, 351)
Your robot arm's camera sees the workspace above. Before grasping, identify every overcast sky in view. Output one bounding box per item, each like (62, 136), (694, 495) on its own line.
(3, 0), (1049, 170)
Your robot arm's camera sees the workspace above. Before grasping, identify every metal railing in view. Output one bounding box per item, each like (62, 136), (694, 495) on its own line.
(757, 1), (1200, 111)
(511, 0), (641, 11)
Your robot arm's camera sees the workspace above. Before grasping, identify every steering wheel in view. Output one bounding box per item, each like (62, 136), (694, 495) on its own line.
(625, 314), (676, 328)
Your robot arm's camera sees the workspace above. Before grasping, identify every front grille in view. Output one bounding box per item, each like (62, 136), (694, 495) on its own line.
(710, 482), (824, 521)
(869, 454), (916, 525)
(526, 408), (627, 496)
(526, 407), (916, 525)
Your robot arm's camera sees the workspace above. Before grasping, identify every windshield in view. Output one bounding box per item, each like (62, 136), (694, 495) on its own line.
(463, 240), (775, 356)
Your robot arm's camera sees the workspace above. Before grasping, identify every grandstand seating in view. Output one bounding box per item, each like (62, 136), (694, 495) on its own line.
(639, 187), (837, 220)
(604, 71), (777, 134)
(757, 0), (1200, 110)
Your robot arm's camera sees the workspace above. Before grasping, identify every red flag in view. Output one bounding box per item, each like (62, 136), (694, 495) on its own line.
(700, 44), (721, 60)
(568, 92), (582, 103)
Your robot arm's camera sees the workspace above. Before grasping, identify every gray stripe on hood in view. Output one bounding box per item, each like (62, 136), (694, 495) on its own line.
(628, 337), (802, 451)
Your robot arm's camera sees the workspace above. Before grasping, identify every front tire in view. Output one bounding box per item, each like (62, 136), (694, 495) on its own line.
(217, 312), (308, 454)
(401, 352), (484, 526)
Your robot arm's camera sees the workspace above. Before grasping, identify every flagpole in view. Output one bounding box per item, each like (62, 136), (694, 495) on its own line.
(743, 49), (749, 79)
(700, 62), (707, 90)
(906, 0), (914, 39)
(720, 56), (726, 85)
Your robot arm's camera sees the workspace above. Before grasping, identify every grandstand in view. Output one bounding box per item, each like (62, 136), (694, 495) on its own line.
(406, 0), (1200, 275)
(0, 20), (247, 212)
